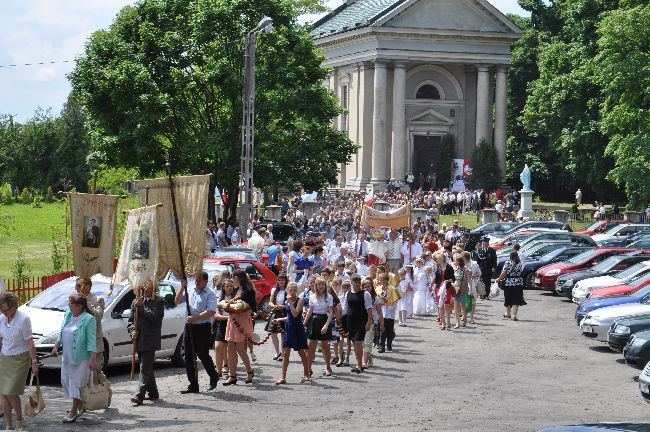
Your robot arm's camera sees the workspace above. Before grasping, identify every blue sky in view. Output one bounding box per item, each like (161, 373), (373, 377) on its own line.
(0, 0), (529, 121)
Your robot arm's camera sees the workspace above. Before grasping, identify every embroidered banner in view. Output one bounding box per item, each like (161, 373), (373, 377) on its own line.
(114, 205), (160, 290)
(70, 193), (120, 279)
(136, 175), (210, 280)
(362, 203), (411, 229)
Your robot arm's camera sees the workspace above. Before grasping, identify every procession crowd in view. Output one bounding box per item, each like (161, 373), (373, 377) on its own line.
(0, 189), (531, 430)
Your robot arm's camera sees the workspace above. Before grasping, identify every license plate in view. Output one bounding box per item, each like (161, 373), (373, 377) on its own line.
(641, 382), (649, 394)
(582, 325), (593, 333)
(534, 278), (541, 284)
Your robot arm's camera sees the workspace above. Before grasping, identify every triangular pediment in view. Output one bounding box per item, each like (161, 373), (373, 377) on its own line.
(377, 0), (520, 34)
(410, 109), (454, 124)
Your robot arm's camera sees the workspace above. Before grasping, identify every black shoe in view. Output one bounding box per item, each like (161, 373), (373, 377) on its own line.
(207, 383), (217, 391)
(180, 387), (199, 394)
(145, 393), (159, 401)
(378, 348), (385, 353)
(131, 395), (144, 405)
(387, 347), (393, 352)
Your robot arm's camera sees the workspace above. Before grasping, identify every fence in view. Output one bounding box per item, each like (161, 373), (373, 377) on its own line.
(566, 213), (646, 231)
(5, 271), (75, 304)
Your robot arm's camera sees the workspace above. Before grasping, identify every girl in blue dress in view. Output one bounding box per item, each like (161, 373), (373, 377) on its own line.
(273, 282), (310, 385)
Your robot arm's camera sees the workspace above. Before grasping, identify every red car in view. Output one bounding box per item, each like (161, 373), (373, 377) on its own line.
(588, 272), (650, 299)
(203, 257), (277, 314)
(534, 248), (633, 291)
(576, 220), (625, 236)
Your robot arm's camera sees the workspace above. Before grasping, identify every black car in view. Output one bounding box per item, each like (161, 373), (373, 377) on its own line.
(554, 252), (648, 298)
(490, 220), (572, 240)
(517, 245), (594, 289)
(262, 221), (295, 244)
(624, 329), (650, 368)
(608, 315), (650, 353)
(601, 231), (650, 248)
(495, 241), (572, 276)
(468, 221), (518, 242)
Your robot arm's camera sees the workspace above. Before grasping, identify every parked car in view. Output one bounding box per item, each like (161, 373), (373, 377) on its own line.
(588, 272), (650, 299)
(592, 224), (650, 246)
(624, 329), (650, 367)
(520, 246), (594, 290)
(468, 221), (519, 242)
(639, 361), (650, 402)
(555, 253), (648, 298)
(538, 423), (650, 431)
(534, 248), (631, 292)
(498, 232), (596, 259)
(203, 257), (277, 315)
(260, 221), (295, 244)
(572, 259), (650, 303)
(576, 280), (650, 324)
(495, 241), (572, 279)
(607, 315), (650, 353)
(600, 231), (650, 248)
(576, 219), (626, 236)
(22, 275), (186, 370)
(580, 303), (650, 342)
(489, 230), (545, 251)
(488, 220), (571, 241)
(629, 239), (650, 251)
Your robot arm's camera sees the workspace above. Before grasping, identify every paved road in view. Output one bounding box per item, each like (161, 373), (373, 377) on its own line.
(24, 292), (649, 431)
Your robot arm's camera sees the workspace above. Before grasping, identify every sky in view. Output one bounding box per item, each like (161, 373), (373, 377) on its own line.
(0, 0), (529, 121)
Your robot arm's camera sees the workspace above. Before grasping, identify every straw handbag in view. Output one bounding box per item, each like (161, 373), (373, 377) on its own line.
(80, 371), (112, 411)
(24, 375), (45, 417)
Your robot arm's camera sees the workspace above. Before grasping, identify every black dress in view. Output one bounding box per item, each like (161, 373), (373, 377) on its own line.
(502, 261), (527, 307)
(346, 290), (369, 342)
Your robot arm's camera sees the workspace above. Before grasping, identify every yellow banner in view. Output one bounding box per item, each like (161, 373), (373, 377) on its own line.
(362, 203), (411, 229)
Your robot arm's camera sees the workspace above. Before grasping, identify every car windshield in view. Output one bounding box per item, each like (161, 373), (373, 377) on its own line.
(585, 221), (605, 231)
(271, 225), (294, 242)
(210, 250), (257, 260)
(28, 278), (128, 311)
(529, 244), (565, 260)
(630, 240), (650, 249)
(567, 249), (600, 264)
(592, 257), (624, 273)
(630, 272), (650, 286)
(613, 262), (650, 280)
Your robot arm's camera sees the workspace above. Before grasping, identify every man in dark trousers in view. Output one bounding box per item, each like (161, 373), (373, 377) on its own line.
(175, 271), (219, 393)
(128, 280), (165, 404)
(472, 237), (497, 299)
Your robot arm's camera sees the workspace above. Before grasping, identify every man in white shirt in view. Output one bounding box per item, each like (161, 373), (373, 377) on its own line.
(266, 224), (274, 242)
(352, 232), (369, 259)
(247, 229), (265, 259)
(385, 230), (402, 273)
(445, 222), (462, 244)
(367, 230), (388, 266)
(356, 257), (369, 277)
(401, 234), (423, 267)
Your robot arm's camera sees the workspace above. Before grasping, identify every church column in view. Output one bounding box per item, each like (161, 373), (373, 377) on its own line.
(391, 63), (407, 182)
(475, 65), (491, 146)
(494, 66), (508, 179)
(371, 61), (388, 184)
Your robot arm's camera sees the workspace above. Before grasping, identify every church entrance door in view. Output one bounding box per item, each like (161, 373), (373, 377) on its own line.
(413, 135), (442, 190)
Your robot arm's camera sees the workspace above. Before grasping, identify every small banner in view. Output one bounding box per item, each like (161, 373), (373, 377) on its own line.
(70, 193), (120, 279)
(361, 203), (411, 229)
(114, 205), (160, 290)
(136, 175), (210, 280)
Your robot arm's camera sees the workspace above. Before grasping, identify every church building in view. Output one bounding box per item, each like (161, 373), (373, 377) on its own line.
(311, 0), (522, 189)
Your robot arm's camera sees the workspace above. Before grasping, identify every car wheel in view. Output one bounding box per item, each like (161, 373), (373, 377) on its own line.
(258, 295), (271, 320)
(524, 272), (534, 290)
(171, 335), (185, 367)
(101, 339), (109, 373)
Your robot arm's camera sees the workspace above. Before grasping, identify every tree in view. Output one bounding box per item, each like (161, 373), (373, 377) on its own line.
(439, 134), (456, 188)
(69, 0), (355, 221)
(471, 139), (502, 191)
(595, 2), (650, 208)
(51, 94), (90, 192)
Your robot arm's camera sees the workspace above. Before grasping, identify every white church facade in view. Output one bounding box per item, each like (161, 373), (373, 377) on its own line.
(311, 0), (522, 189)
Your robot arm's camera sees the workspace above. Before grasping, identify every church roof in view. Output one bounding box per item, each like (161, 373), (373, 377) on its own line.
(310, 0), (521, 40)
(311, 0), (407, 39)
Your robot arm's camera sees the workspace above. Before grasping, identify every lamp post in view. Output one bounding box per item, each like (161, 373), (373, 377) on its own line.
(239, 17), (273, 242)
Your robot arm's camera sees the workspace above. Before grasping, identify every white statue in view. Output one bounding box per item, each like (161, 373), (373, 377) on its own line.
(520, 164), (532, 191)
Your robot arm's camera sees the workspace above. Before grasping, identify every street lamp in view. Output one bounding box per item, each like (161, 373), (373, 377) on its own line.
(239, 17), (273, 242)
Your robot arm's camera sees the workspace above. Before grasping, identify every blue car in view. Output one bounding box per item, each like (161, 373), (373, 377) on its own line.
(519, 245), (594, 289)
(600, 231), (650, 248)
(575, 283), (650, 324)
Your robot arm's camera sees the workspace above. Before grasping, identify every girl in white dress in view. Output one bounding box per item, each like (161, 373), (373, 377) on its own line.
(397, 268), (412, 326)
(412, 259), (430, 315)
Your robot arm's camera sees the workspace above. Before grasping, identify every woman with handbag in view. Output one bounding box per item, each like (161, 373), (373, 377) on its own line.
(223, 270), (256, 386)
(495, 251), (527, 321)
(303, 277), (334, 377)
(266, 273), (288, 362)
(52, 293), (97, 423)
(213, 277), (236, 379)
(452, 256), (470, 329)
(0, 293), (38, 431)
(434, 254), (455, 330)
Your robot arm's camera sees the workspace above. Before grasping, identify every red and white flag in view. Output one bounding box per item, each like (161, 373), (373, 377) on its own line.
(364, 185), (375, 206)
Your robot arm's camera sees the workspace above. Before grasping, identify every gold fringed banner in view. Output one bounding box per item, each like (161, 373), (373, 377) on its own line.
(70, 193), (120, 279)
(114, 205), (160, 290)
(136, 175), (210, 280)
(361, 203), (411, 229)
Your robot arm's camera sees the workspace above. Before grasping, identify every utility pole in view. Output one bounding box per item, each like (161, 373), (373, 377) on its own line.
(239, 17), (273, 243)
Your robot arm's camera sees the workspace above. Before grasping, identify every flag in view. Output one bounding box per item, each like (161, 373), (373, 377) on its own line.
(215, 187), (223, 205)
(364, 184), (375, 206)
(70, 193), (120, 279)
(136, 175), (211, 280)
(361, 203), (411, 229)
(114, 205), (160, 290)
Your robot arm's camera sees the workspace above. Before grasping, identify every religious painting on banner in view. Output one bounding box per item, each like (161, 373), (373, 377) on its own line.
(451, 159), (472, 192)
(114, 205), (159, 291)
(361, 203), (411, 230)
(70, 193), (120, 279)
(136, 175), (210, 280)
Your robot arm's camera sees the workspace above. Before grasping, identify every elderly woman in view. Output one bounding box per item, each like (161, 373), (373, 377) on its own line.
(495, 251), (527, 321)
(52, 293), (97, 423)
(452, 255), (470, 329)
(0, 293), (38, 431)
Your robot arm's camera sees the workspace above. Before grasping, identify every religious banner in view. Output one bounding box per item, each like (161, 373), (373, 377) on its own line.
(114, 205), (160, 290)
(70, 193), (120, 279)
(136, 175), (210, 280)
(361, 203), (411, 229)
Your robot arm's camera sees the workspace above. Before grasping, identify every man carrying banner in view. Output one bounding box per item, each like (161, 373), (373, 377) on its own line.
(128, 280), (164, 405)
(175, 272), (219, 393)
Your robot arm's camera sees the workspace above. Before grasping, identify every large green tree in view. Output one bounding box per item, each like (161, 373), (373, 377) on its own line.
(595, 1), (650, 208)
(69, 0), (354, 220)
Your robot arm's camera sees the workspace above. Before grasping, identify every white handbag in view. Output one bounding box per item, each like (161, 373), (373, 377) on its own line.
(24, 375), (45, 417)
(80, 370), (112, 411)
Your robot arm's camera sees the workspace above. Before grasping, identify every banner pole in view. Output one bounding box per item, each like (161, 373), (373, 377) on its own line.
(129, 186), (149, 380)
(165, 150), (198, 382)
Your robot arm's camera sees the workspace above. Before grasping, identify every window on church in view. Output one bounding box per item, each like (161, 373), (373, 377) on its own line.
(416, 84), (440, 100)
(341, 84), (349, 132)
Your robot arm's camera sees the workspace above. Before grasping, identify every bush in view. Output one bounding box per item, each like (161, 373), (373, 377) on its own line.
(12, 248), (31, 283)
(51, 240), (64, 273)
(31, 195), (42, 208)
(0, 183), (12, 204)
(44, 186), (55, 203)
(90, 165), (140, 195)
(19, 187), (31, 204)
(470, 139), (502, 191)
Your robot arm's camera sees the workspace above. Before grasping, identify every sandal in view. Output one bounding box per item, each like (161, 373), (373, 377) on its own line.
(512, 317), (519, 321)
(350, 367), (361, 374)
(336, 361), (344, 367)
(62, 412), (80, 423)
(223, 375), (237, 386)
(503, 314), (511, 319)
(300, 376), (310, 384)
(275, 379), (286, 386)
(470, 321), (475, 324)
(324, 370), (332, 377)
(245, 370), (255, 384)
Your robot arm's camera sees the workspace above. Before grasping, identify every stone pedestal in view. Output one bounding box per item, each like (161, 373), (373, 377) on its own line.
(411, 208), (428, 224)
(303, 202), (320, 220)
(264, 205), (282, 221)
(517, 190), (535, 220)
(482, 209), (498, 224)
(553, 210), (569, 224)
(372, 200), (390, 212)
(625, 211), (643, 223)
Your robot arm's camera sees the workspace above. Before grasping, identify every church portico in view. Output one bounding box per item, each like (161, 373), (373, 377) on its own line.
(312, 0), (521, 189)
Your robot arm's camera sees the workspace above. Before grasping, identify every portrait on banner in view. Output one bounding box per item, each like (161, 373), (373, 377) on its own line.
(82, 216), (102, 248)
(131, 227), (150, 260)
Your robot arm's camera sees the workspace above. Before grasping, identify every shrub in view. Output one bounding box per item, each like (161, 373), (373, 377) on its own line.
(470, 138), (502, 191)
(31, 195), (42, 208)
(12, 248), (31, 283)
(19, 187), (31, 204)
(51, 240), (64, 273)
(44, 186), (55, 203)
(0, 183), (12, 205)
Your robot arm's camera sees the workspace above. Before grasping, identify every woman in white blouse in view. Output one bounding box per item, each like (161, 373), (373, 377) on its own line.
(303, 277), (334, 376)
(0, 293), (38, 431)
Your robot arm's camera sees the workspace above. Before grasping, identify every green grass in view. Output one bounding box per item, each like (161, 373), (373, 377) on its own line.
(438, 213), (481, 229)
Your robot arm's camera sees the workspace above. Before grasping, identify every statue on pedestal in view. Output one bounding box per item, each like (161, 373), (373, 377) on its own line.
(520, 164), (532, 191)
